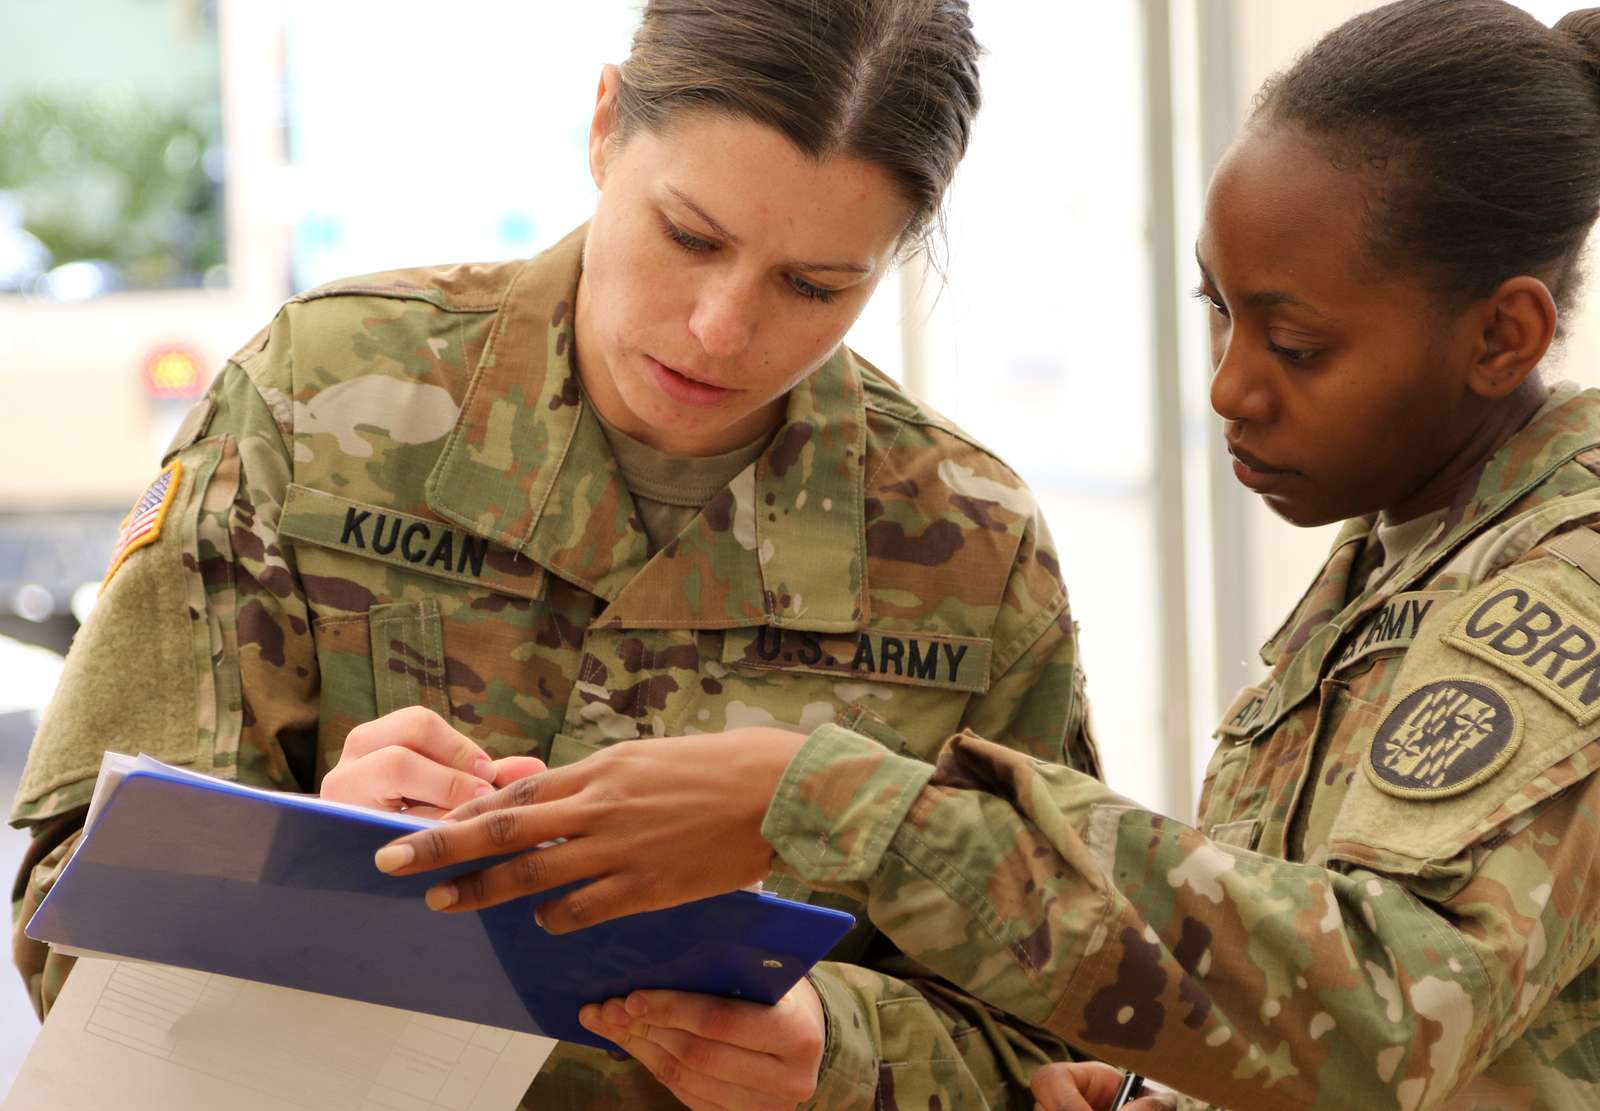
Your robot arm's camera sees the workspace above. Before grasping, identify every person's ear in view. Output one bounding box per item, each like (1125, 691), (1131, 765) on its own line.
(588, 64), (624, 190)
(1466, 275), (1557, 399)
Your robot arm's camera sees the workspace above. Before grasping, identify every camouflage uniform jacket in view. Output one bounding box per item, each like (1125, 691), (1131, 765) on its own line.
(10, 225), (1100, 1109)
(760, 384), (1600, 1110)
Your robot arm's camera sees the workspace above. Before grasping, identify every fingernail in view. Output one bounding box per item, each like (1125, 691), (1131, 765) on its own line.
(471, 756), (495, 780)
(577, 1005), (598, 1029)
(533, 908), (547, 930)
(625, 994), (648, 1018)
(425, 883), (458, 910)
(473, 782), (496, 798)
(374, 844), (414, 872)
(601, 1000), (629, 1027)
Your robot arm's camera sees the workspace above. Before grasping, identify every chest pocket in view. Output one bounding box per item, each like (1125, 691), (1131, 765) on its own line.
(370, 599), (449, 718)
(1202, 591), (1452, 849)
(1198, 684), (1270, 838)
(279, 485), (571, 773)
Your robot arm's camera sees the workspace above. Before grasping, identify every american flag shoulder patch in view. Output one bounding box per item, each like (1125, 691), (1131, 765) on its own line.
(102, 461), (184, 591)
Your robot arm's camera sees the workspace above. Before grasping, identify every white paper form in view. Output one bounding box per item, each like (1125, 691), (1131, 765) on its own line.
(3, 957), (556, 1111)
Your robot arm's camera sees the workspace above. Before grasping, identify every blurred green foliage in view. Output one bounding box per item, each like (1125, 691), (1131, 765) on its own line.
(0, 92), (224, 290)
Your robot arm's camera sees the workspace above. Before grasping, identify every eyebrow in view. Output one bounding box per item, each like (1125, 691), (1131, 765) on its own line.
(667, 186), (874, 276)
(1194, 247), (1331, 318)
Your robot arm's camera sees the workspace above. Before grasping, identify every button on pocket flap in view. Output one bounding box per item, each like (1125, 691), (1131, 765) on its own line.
(370, 599), (450, 718)
(280, 485), (546, 600)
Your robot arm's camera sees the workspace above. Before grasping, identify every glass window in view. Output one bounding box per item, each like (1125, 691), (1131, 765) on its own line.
(0, 0), (226, 298)
(282, 2), (637, 289)
(918, 5), (1168, 804)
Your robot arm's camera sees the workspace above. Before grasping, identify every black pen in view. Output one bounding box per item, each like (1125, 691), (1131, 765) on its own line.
(1109, 1071), (1145, 1109)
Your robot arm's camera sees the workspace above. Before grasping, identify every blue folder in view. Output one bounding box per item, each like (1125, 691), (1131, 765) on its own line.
(26, 767), (855, 1049)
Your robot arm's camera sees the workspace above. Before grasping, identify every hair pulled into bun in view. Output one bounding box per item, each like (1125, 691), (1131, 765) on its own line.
(1255, 0), (1600, 315)
(1556, 7), (1600, 68)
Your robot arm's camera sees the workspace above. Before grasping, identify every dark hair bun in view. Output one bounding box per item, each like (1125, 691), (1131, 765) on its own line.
(1556, 8), (1600, 68)
(1256, 0), (1600, 314)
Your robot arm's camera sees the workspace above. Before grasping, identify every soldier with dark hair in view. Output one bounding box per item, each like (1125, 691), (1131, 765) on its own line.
(382, 3), (1600, 1108)
(9, 2), (1103, 1109)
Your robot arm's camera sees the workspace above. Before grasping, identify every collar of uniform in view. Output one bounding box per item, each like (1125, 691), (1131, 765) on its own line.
(423, 224), (654, 598)
(1433, 382), (1597, 537)
(592, 345), (869, 631)
(751, 344), (868, 630)
(1257, 384), (1600, 674)
(1258, 517), (1371, 667)
(426, 222), (869, 626)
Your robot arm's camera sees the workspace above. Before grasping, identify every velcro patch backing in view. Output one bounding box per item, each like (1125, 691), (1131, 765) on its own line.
(1546, 527), (1600, 587)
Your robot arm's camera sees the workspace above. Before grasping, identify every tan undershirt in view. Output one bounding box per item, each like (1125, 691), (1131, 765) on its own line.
(1342, 506), (1447, 604)
(1370, 506), (1448, 586)
(595, 410), (773, 553)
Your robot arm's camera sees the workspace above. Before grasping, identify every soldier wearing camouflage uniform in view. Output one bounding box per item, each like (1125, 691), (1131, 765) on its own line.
(764, 5), (1600, 1108)
(757, 383), (1600, 1111)
(377, 4), (1600, 1108)
(9, 2), (1103, 1107)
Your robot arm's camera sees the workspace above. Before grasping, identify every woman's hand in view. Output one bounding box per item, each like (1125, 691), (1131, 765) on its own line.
(577, 979), (825, 1111)
(372, 726), (809, 929)
(320, 706), (545, 819)
(1030, 1062), (1176, 1111)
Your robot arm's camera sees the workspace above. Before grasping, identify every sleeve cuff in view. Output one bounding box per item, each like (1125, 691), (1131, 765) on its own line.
(761, 723), (935, 885)
(800, 963), (879, 1110)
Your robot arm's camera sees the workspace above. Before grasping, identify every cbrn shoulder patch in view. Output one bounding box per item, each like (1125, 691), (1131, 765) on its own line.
(1441, 561), (1600, 724)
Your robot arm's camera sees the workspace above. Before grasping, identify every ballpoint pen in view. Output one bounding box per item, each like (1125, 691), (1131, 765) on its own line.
(1109, 1071), (1145, 1109)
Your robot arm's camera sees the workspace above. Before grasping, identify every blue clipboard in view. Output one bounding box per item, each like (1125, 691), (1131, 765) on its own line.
(26, 768), (855, 1049)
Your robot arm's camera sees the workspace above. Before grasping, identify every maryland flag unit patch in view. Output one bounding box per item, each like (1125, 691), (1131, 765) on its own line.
(1365, 676), (1522, 799)
(102, 461), (183, 591)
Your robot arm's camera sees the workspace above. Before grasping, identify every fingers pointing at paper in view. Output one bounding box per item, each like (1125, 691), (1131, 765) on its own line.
(372, 724), (809, 929)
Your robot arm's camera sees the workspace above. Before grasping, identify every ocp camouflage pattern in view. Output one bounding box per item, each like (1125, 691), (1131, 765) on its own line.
(10, 225), (1100, 1109)
(762, 385), (1600, 1110)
